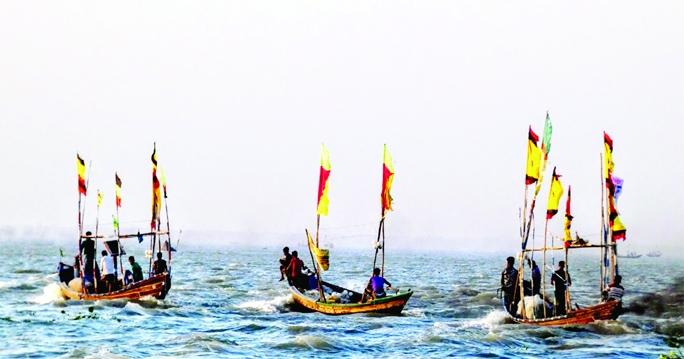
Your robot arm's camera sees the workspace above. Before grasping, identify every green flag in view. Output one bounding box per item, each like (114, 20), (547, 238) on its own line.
(113, 215), (119, 230)
(541, 112), (552, 156)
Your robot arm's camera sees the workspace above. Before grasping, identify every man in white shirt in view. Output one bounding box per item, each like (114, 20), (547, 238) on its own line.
(100, 250), (116, 293)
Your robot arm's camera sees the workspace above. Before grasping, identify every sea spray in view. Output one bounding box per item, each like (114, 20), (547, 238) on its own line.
(29, 282), (66, 304)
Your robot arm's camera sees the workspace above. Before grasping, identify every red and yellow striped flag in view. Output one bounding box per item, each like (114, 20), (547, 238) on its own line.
(604, 132), (614, 188)
(316, 144), (331, 216)
(77, 154), (87, 195)
(546, 167), (564, 219)
(381, 145), (394, 211)
(97, 191), (103, 207)
(525, 127), (542, 185)
(115, 173), (122, 208)
(151, 144), (161, 230)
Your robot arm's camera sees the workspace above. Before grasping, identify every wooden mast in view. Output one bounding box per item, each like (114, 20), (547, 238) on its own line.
(80, 160), (93, 294)
(306, 229), (325, 303)
(599, 154), (606, 294)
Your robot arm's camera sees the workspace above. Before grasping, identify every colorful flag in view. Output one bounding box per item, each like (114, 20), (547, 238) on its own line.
(97, 191), (103, 207)
(317, 144), (331, 216)
(546, 167), (564, 219)
(381, 145), (395, 211)
(611, 176), (624, 204)
(77, 154), (87, 195)
(115, 173), (122, 208)
(525, 127), (542, 185)
(151, 144), (161, 230)
(564, 185), (573, 243)
(307, 231), (329, 271)
(612, 215), (626, 241)
(160, 166), (168, 199)
(604, 132), (614, 187)
(112, 215), (119, 230)
(535, 114), (553, 195)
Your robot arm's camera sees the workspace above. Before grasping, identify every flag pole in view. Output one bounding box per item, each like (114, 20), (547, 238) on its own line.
(160, 167), (171, 268)
(315, 214), (320, 248)
(306, 229), (325, 303)
(80, 160), (93, 294)
(542, 217), (548, 318)
(94, 191), (101, 293)
(599, 154), (606, 294)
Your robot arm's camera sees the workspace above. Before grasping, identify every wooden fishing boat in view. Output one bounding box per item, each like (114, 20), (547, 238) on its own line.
(290, 281), (413, 315)
(503, 297), (620, 326)
(502, 117), (625, 325)
(59, 273), (170, 300)
(58, 146), (174, 301)
(286, 144), (412, 315)
(618, 251), (641, 259)
(646, 251), (662, 258)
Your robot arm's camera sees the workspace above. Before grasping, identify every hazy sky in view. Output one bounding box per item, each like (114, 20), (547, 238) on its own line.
(0, 2), (682, 254)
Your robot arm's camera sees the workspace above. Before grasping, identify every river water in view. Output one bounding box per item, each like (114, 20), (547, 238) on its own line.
(0, 239), (682, 358)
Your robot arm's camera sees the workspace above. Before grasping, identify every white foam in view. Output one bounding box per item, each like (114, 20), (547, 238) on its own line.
(462, 310), (509, 329)
(0, 280), (21, 289)
(235, 294), (293, 313)
(30, 282), (66, 304)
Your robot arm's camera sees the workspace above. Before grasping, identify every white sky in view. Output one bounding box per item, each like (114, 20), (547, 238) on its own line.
(0, 2), (682, 255)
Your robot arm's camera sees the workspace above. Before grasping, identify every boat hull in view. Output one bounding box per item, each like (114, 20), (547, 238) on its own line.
(502, 298), (622, 326)
(59, 273), (170, 301)
(290, 285), (413, 315)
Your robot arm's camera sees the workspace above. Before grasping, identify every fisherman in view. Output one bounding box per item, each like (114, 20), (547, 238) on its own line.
(288, 251), (308, 288)
(278, 246), (292, 282)
(81, 231), (96, 280)
(551, 261), (571, 315)
(501, 256), (519, 313)
(124, 256), (143, 285)
(603, 274), (625, 302)
(100, 250), (116, 293)
(152, 252), (168, 276)
(370, 268), (392, 299)
(528, 259), (541, 296)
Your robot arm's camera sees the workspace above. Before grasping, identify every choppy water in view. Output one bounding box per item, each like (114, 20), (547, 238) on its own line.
(1, 239), (682, 358)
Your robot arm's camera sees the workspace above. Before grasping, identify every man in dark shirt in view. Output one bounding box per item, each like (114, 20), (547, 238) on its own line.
(551, 261), (571, 315)
(501, 256), (519, 313)
(80, 231), (96, 278)
(278, 246), (292, 282)
(152, 252), (168, 276)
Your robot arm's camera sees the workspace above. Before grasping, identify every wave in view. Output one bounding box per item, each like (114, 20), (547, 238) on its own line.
(625, 277), (684, 319)
(272, 334), (334, 350)
(235, 294), (294, 313)
(13, 268), (43, 274)
(29, 282), (66, 304)
(461, 310), (511, 329)
(0, 280), (38, 291)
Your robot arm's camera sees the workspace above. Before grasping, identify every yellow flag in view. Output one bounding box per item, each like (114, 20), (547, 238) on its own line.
(97, 191), (103, 207)
(546, 167), (564, 219)
(525, 127), (542, 185)
(307, 231), (329, 271)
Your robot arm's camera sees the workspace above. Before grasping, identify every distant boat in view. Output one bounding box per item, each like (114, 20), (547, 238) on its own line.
(501, 122), (623, 326)
(286, 144), (413, 315)
(58, 146), (173, 301)
(618, 251), (641, 259)
(646, 251), (662, 258)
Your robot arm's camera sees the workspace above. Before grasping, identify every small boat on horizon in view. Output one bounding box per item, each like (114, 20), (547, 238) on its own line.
(286, 144), (412, 315)
(57, 145), (173, 301)
(646, 251), (662, 258)
(617, 251), (642, 259)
